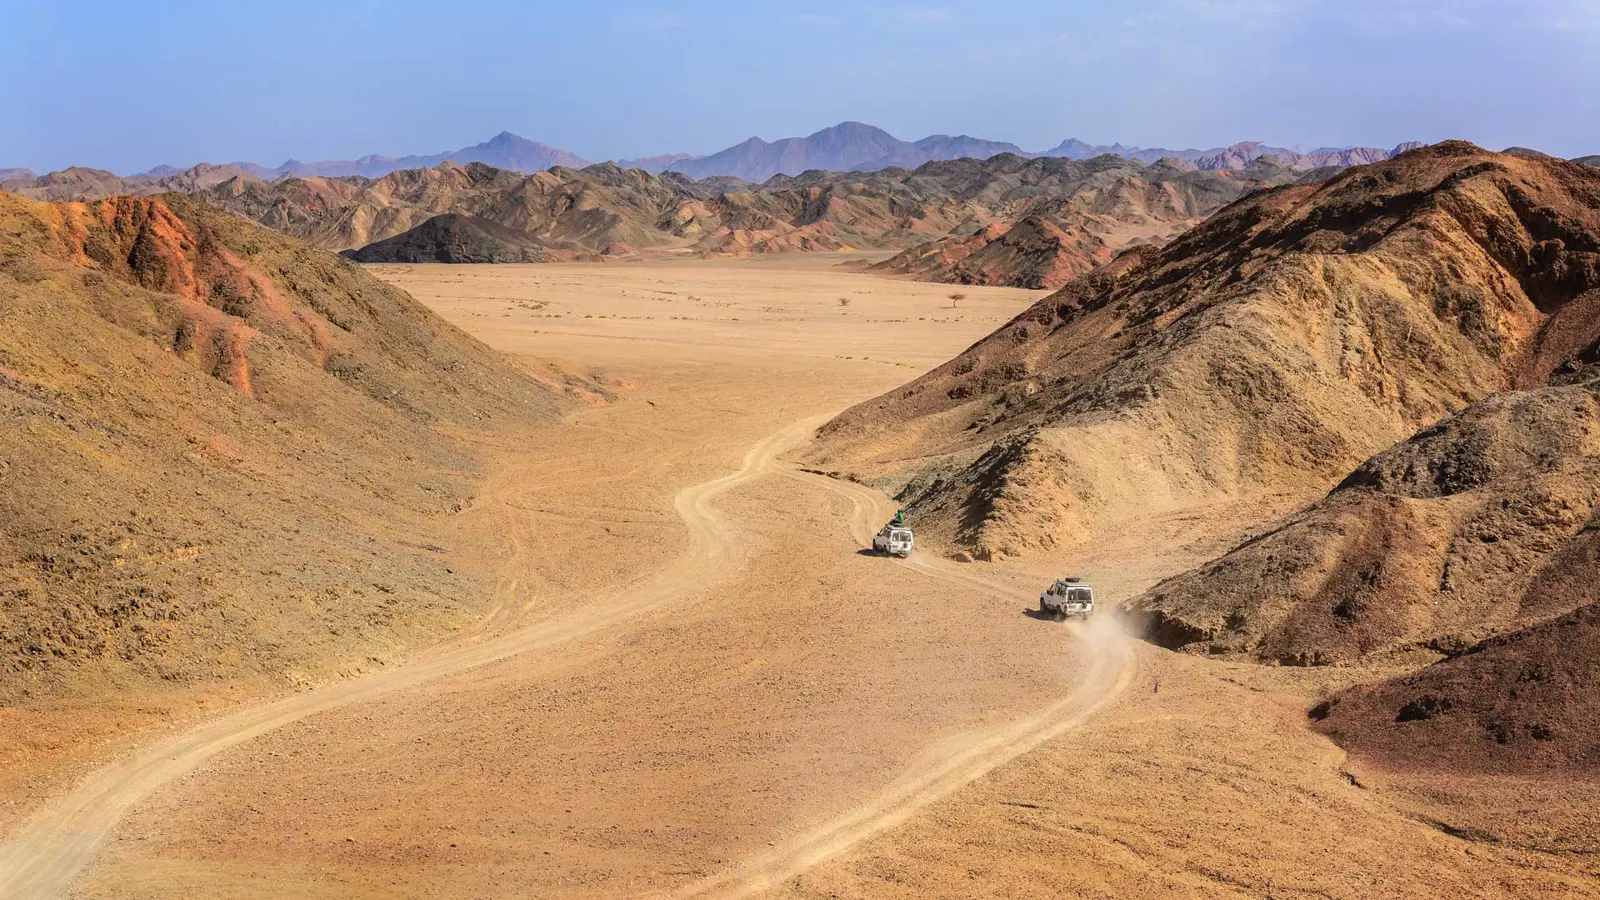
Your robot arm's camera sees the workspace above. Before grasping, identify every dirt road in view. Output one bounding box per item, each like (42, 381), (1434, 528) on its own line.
(671, 471), (1137, 899)
(0, 417), (1132, 900)
(0, 414), (826, 898)
(673, 619), (1133, 900)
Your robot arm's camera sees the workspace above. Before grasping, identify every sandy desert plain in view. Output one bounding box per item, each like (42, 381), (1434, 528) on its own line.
(2, 253), (1596, 899)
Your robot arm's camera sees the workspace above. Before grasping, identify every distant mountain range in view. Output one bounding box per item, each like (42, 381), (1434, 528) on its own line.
(178, 131), (589, 181)
(1043, 137), (1428, 172)
(614, 152), (703, 174)
(655, 124), (1426, 181)
(659, 122), (1027, 181)
(6, 122), (1451, 187)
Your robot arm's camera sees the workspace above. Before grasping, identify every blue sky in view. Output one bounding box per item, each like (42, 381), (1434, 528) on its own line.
(3, 0), (1597, 173)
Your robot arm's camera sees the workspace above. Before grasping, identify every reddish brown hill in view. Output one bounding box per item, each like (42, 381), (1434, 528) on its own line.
(1, 164), (265, 203)
(870, 216), (1113, 290)
(2, 167), (138, 202)
(804, 143), (1600, 560)
(1128, 379), (1600, 664)
(1313, 601), (1600, 775)
(0, 190), (565, 702)
(196, 161), (528, 252)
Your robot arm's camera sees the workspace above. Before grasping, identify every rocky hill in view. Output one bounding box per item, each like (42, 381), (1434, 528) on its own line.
(1129, 379), (1600, 665)
(865, 156), (1299, 289)
(1312, 599), (1600, 775)
(0, 133), (588, 202)
(803, 143), (1600, 561)
(289, 154), (1297, 270)
(1, 167), (147, 202)
(2, 137), (1423, 288)
(0, 190), (566, 702)
(196, 161), (534, 252)
(2, 163), (285, 202)
(344, 213), (550, 263)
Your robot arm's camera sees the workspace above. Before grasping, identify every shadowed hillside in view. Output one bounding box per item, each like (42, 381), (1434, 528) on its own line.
(1313, 600), (1600, 775)
(344, 213), (550, 263)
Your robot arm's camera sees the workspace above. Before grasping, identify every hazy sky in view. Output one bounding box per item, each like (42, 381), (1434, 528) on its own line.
(4, 0), (1597, 173)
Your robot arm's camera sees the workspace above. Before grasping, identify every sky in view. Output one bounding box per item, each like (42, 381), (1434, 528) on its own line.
(3, 0), (1598, 174)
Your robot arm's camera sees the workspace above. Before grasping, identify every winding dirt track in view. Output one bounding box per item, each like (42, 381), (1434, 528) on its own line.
(664, 474), (1136, 900)
(0, 418), (815, 899)
(0, 419), (1132, 900)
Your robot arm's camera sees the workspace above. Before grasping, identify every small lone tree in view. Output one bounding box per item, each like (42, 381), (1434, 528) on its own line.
(948, 291), (966, 309)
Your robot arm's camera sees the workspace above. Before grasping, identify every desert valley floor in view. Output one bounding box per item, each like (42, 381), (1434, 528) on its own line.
(3, 255), (1596, 899)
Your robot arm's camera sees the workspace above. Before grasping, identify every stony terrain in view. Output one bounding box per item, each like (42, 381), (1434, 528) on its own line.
(805, 143), (1600, 563)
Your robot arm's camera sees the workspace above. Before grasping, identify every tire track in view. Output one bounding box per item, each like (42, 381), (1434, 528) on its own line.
(0, 415), (826, 900)
(667, 472), (1138, 900)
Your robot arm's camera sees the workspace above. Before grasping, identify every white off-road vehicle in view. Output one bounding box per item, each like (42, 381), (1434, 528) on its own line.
(872, 522), (914, 558)
(1040, 577), (1094, 620)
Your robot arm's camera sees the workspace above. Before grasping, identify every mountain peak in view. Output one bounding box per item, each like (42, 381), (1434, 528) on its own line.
(669, 121), (1013, 181)
(821, 120), (884, 134)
